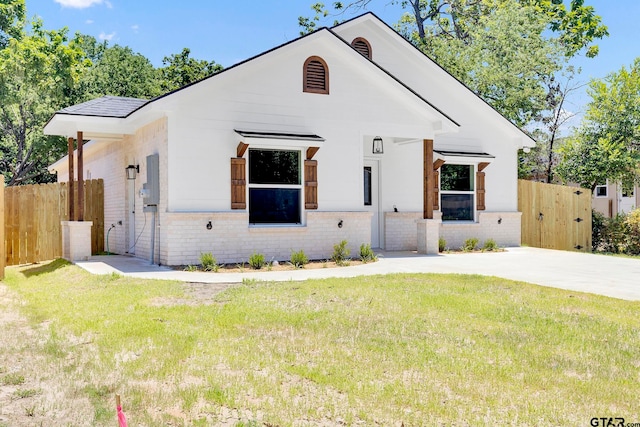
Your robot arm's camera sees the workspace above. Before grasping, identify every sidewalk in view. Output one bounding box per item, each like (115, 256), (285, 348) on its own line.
(75, 247), (640, 301)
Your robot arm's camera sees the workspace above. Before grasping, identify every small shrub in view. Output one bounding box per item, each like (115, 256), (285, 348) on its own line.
(199, 252), (219, 272)
(438, 238), (447, 253)
(462, 237), (479, 252)
(184, 265), (198, 272)
(482, 238), (498, 251)
(249, 252), (266, 270)
(359, 243), (377, 263)
(290, 250), (309, 268)
(592, 209), (606, 252)
(624, 208), (640, 255)
(331, 240), (351, 266)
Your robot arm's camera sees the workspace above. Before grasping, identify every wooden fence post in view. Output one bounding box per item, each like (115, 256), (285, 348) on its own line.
(0, 175), (5, 280)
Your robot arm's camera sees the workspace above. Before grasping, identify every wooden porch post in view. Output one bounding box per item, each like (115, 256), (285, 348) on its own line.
(67, 137), (75, 221)
(77, 131), (84, 221)
(424, 139), (434, 219)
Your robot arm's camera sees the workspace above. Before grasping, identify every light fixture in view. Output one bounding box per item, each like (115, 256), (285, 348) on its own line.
(126, 164), (139, 180)
(206, 221), (212, 230)
(338, 220), (343, 228)
(372, 136), (384, 154)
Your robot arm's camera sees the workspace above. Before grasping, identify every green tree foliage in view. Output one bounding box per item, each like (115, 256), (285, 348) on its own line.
(0, 0), (24, 47)
(556, 59), (640, 191)
(75, 43), (162, 100)
(159, 47), (223, 93)
(0, 20), (86, 185)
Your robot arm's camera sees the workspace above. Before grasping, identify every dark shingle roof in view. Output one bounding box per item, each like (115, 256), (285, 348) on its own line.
(58, 96), (149, 118)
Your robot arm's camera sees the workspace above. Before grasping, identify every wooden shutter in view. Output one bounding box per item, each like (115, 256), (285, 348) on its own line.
(303, 56), (329, 94)
(230, 157), (246, 209)
(476, 171), (486, 211)
(304, 159), (318, 209)
(433, 170), (440, 210)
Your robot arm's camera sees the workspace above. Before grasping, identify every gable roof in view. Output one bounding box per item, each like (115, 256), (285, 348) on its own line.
(331, 12), (536, 146)
(45, 18), (460, 137)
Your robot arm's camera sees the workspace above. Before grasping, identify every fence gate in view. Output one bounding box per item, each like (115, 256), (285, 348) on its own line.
(518, 180), (591, 252)
(4, 179), (104, 266)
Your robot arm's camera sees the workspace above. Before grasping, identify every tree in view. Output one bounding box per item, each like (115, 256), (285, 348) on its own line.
(0, 19), (86, 185)
(556, 59), (640, 191)
(158, 47), (223, 93)
(75, 44), (162, 101)
(0, 0), (24, 47)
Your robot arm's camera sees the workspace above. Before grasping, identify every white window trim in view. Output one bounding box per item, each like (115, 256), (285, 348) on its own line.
(247, 148), (305, 227)
(440, 163), (476, 222)
(594, 183), (608, 198)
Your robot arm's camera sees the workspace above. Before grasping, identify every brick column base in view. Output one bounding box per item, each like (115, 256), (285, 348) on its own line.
(61, 221), (93, 261)
(417, 218), (441, 254)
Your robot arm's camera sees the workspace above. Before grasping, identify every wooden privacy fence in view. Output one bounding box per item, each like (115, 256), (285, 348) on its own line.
(518, 180), (591, 252)
(4, 179), (104, 266)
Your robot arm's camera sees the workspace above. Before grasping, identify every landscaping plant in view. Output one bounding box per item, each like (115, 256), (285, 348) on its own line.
(462, 237), (479, 252)
(248, 253), (266, 270)
(331, 240), (350, 266)
(290, 250), (309, 268)
(359, 243), (376, 263)
(199, 252), (218, 272)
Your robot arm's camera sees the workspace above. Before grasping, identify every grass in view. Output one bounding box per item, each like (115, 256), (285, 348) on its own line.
(2, 258), (640, 425)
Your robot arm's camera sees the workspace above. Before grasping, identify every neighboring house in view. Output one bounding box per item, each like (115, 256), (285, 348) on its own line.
(593, 182), (639, 217)
(45, 13), (535, 265)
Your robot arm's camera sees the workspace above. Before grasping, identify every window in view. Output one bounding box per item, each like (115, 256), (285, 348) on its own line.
(303, 56), (329, 94)
(440, 164), (475, 221)
(595, 184), (608, 198)
(248, 149), (302, 224)
(351, 37), (372, 59)
(364, 166), (372, 206)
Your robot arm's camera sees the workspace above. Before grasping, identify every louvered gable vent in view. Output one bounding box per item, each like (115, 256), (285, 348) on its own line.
(351, 37), (372, 59)
(303, 56), (329, 94)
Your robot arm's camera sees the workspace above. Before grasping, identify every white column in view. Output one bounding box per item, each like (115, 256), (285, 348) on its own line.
(61, 221), (93, 261)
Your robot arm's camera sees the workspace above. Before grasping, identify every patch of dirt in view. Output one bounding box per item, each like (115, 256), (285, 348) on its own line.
(0, 283), (95, 426)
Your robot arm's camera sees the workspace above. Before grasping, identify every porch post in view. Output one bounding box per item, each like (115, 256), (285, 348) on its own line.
(424, 139), (434, 219)
(67, 137), (75, 221)
(77, 131), (84, 221)
(418, 138), (440, 254)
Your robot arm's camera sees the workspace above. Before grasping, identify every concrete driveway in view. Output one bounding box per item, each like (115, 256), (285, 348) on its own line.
(76, 247), (640, 301)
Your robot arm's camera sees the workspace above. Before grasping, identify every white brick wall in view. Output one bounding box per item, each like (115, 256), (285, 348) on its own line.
(384, 211), (521, 251)
(163, 211), (372, 265)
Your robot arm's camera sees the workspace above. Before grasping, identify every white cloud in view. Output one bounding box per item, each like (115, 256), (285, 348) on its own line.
(85, 19), (94, 24)
(54, 0), (105, 9)
(131, 24), (139, 33)
(98, 31), (116, 41)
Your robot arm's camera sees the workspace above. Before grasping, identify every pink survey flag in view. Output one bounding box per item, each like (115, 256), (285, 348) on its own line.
(116, 394), (128, 427)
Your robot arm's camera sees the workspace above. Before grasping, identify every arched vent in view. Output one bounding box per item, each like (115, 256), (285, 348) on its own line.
(303, 56), (329, 94)
(351, 37), (372, 59)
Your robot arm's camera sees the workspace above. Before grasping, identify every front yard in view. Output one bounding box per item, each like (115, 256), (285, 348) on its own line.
(1, 259), (638, 426)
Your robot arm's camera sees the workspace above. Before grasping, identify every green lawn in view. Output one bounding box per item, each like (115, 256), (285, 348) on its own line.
(2, 259), (639, 426)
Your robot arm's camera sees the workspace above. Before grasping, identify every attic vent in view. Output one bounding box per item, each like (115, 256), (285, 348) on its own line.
(351, 37), (372, 59)
(303, 56), (329, 94)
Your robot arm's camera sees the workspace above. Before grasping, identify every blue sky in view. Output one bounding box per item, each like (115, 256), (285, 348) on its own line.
(26, 0), (639, 123)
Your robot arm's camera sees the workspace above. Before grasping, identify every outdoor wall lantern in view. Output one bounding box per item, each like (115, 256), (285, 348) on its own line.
(372, 136), (384, 154)
(206, 221), (212, 230)
(338, 220), (344, 228)
(126, 164), (139, 180)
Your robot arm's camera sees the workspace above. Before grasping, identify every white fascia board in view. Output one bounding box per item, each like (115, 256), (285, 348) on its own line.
(44, 114), (136, 138)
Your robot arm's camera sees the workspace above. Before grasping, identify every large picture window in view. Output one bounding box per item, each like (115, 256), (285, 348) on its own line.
(440, 164), (475, 221)
(249, 149), (301, 224)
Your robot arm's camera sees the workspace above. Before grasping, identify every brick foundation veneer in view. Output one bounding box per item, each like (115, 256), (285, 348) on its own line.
(385, 211), (521, 251)
(162, 211), (372, 265)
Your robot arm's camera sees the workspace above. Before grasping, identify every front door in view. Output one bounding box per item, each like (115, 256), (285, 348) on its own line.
(619, 185), (635, 214)
(364, 159), (381, 248)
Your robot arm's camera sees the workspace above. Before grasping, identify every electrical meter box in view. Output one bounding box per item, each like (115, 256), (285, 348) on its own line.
(143, 153), (160, 206)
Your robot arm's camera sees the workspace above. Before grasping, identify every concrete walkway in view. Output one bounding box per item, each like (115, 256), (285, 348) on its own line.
(75, 247), (640, 301)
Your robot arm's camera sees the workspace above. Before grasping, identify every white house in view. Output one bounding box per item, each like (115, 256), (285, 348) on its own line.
(45, 13), (535, 265)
